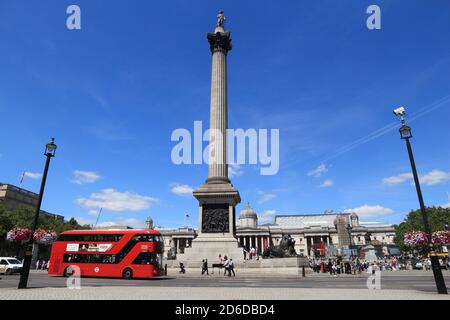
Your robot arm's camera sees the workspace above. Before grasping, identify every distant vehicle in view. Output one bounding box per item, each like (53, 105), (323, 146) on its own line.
(48, 229), (165, 279)
(0, 257), (23, 275)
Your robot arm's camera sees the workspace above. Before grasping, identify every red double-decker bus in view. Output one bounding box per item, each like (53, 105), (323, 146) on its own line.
(48, 229), (165, 279)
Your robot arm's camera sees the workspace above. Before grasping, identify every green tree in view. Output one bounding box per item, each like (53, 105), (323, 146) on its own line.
(394, 206), (450, 253)
(0, 205), (91, 256)
(0, 204), (91, 238)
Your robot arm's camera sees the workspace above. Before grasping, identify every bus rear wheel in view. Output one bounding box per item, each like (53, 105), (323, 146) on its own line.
(122, 268), (133, 280)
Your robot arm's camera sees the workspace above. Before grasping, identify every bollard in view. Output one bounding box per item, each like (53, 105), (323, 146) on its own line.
(164, 264), (167, 276)
(302, 266), (306, 277)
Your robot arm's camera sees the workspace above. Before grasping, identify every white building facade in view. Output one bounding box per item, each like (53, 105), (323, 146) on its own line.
(158, 203), (396, 258)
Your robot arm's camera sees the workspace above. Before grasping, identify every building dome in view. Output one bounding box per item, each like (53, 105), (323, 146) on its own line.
(239, 202), (257, 219)
(239, 202), (258, 228)
(146, 216), (154, 229)
(350, 212), (359, 227)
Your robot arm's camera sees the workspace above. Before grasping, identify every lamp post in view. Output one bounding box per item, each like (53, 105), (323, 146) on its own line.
(18, 138), (57, 289)
(393, 108), (447, 294)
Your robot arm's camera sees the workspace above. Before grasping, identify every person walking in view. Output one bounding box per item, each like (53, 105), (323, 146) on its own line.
(223, 256), (230, 277)
(328, 259), (333, 276)
(229, 259), (235, 277)
(201, 259), (209, 275)
(35, 259), (40, 270)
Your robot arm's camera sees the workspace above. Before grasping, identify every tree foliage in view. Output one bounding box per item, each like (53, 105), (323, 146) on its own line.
(0, 204), (90, 240)
(394, 206), (450, 252)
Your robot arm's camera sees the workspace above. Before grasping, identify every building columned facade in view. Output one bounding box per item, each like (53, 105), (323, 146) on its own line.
(158, 203), (396, 258)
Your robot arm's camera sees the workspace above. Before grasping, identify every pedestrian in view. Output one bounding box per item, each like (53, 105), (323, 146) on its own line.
(250, 247), (256, 260)
(223, 256), (230, 277)
(35, 259), (40, 270)
(332, 262), (337, 277)
(328, 259), (333, 276)
(229, 259), (235, 277)
(179, 262), (186, 274)
(243, 249), (247, 260)
(201, 259), (209, 275)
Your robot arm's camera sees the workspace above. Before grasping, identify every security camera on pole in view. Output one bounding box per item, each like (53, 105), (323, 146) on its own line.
(393, 107), (447, 295)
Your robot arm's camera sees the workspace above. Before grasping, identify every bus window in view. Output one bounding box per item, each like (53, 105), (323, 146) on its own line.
(132, 252), (157, 265)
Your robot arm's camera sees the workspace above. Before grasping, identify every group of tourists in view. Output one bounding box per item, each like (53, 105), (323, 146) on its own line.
(310, 257), (391, 276)
(200, 254), (236, 277)
(243, 247), (258, 260)
(309, 254), (450, 276)
(35, 259), (49, 270)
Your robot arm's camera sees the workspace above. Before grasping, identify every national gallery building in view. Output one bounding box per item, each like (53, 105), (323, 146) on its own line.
(157, 203), (397, 258)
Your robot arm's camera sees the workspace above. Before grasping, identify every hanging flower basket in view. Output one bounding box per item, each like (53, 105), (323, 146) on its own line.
(6, 228), (58, 245)
(432, 230), (450, 245)
(404, 230), (450, 247)
(33, 229), (58, 245)
(404, 231), (429, 246)
(6, 228), (32, 242)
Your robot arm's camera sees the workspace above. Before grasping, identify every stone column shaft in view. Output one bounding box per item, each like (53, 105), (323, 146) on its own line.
(208, 49), (228, 179)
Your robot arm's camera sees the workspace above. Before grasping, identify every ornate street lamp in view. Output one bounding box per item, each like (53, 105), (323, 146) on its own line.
(393, 107), (447, 294)
(18, 138), (57, 289)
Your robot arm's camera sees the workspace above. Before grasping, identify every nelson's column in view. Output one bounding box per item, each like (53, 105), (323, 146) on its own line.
(177, 11), (243, 266)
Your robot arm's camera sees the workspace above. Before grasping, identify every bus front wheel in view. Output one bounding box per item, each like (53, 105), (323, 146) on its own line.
(122, 268), (133, 280)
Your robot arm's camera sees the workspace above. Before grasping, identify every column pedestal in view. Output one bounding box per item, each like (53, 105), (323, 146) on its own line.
(176, 182), (242, 267)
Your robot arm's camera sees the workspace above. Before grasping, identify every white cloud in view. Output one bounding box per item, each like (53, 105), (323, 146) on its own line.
(75, 216), (145, 229)
(71, 170), (101, 185)
(88, 210), (99, 216)
(344, 205), (394, 218)
(258, 210), (276, 223)
(307, 164), (328, 178)
(170, 183), (194, 197)
(382, 173), (413, 185)
(23, 172), (42, 179)
(383, 170), (450, 186)
(420, 170), (450, 186)
(77, 188), (159, 212)
(320, 179), (333, 188)
(257, 191), (276, 204)
(229, 163), (243, 178)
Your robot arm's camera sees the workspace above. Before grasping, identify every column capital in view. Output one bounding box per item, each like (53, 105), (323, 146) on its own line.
(207, 31), (232, 54)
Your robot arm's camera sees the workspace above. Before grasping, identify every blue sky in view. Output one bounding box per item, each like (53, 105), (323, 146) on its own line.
(0, 1), (449, 228)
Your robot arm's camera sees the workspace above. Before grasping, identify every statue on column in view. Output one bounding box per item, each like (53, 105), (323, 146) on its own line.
(216, 10), (226, 27)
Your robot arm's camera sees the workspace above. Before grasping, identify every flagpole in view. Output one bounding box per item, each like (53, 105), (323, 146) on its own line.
(19, 171), (26, 185)
(94, 208), (103, 229)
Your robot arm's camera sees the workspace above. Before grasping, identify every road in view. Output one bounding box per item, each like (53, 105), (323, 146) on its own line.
(1, 270), (449, 292)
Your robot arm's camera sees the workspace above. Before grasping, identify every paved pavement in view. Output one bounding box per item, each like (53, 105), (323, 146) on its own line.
(0, 270), (449, 300)
(1, 286), (449, 300)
